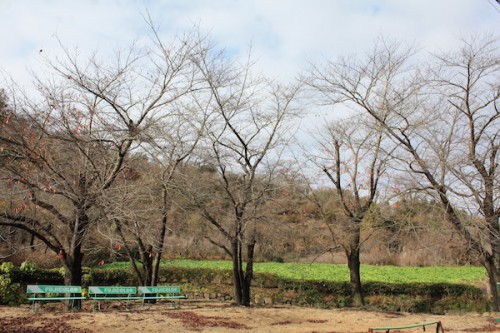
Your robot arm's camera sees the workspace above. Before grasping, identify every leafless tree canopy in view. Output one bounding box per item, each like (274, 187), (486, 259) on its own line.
(307, 35), (499, 310)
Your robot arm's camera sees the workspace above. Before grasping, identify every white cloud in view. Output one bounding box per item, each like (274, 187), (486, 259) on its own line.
(0, 0), (498, 86)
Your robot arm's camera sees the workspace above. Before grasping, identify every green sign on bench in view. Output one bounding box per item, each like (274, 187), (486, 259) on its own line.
(139, 286), (180, 294)
(28, 285), (81, 294)
(89, 286), (136, 295)
(138, 286), (185, 310)
(89, 286), (139, 311)
(27, 285), (85, 312)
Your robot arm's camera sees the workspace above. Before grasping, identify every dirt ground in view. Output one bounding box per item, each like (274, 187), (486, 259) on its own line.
(1, 300), (499, 333)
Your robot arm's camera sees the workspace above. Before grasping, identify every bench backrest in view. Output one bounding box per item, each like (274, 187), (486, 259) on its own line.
(27, 285), (81, 294)
(138, 286), (180, 294)
(89, 286), (137, 295)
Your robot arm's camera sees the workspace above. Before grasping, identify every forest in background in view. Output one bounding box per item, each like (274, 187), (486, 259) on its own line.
(1, 177), (474, 268)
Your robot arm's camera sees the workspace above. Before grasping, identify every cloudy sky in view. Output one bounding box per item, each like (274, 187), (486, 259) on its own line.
(1, 0), (499, 86)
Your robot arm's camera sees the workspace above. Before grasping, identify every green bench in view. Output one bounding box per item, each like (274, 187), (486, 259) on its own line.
(138, 286), (185, 310)
(88, 286), (140, 310)
(368, 321), (443, 333)
(497, 283), (500, 323)
(27, 285), (86, 312)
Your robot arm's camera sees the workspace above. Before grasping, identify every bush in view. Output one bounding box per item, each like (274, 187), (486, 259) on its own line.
(89, 268), (137, 286)
(5, 265), (63, 286)
(20, 261), (40, 273)
(0, 274), (24, 305)
(0, 262), (15, 274)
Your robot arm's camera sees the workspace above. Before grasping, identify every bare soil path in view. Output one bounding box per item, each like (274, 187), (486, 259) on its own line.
(1, 300), (499, 333)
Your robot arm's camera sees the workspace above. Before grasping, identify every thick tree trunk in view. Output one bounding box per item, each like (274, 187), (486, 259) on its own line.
(345, 224), (364, 307)
(230, 235), (255, 307)
(133, 220), (153, 287)
(231, 241), (243, 305)
(485, 212), (500, 311)
(141, 245), (154, 286)
(346, 248), (364, 307)
(63, 246), (84, 310)
(140, 244), (155, 304)
(64, 208), (89, 310)
(485, 258), (500, 311)
(240, 279), (251, 306)
(241, 238), (256, 306)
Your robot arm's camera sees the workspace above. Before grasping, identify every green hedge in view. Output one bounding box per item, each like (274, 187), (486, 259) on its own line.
(85, 268), (137, 287)
(272, 280), (482, 298)
(271, 280), (485, 311)
(0, 263), (487, 312)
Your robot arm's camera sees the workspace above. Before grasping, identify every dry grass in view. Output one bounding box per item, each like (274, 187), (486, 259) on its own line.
(1, 300), (498, 333)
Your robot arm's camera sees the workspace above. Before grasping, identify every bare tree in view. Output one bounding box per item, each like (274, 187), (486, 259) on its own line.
(307, 35), (500, 310)
(427, 36), (499, 308)
(189, 47), (301, 306)
(0, 27), (202, 301)
(99, 104), (207, 287)
(306, 115), (392, 306)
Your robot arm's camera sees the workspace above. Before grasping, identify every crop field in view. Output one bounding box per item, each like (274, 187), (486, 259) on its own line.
(102, 260), (486, 284)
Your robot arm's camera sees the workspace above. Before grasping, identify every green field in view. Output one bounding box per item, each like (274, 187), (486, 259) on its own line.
(102, 260), (486, 284)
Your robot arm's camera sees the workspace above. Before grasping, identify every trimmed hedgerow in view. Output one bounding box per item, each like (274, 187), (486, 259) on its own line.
(87, 268), (137, 287)
(1, 262), (488, 312)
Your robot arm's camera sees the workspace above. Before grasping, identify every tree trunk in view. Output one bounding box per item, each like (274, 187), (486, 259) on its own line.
(140, 244), (155, 304)
(63, 246), (84, 310)
(241, 238), (256, 306)
(64, 209), (89, 310)
(133, 222), (153, 286)
(345, 224), (365, 307)
(141, 245), (154, 286)
(229, 235), (255, 307)
(485, 211), (500, 311)
(152, 185), (169, 286)
(231, 240), (244, 305)
(485, 257), (500, 311)
(346, 250), (363, 307)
